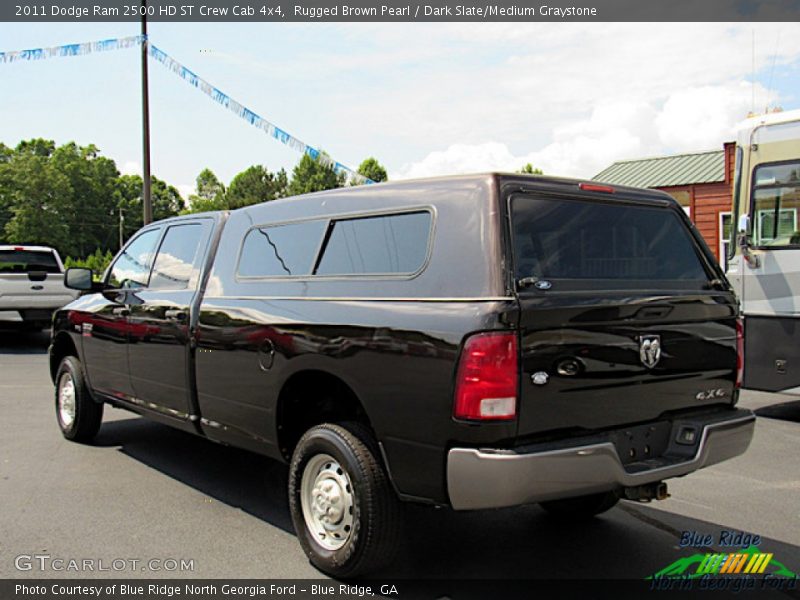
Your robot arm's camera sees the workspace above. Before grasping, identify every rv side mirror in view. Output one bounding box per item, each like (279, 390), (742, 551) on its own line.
(64, 267), (94, 291)
(735, 214), (760, 268)
(737, 214), (751, 248)
(737, 214), (750, 234)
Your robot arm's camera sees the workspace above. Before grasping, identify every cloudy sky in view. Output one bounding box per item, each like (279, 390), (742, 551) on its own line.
(1, 22), (798, 197)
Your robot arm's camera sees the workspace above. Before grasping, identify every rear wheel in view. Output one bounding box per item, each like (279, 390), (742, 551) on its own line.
(288, 422), (401, 578)
(539, 491), (619, 519)
(55, 356), (103, 442)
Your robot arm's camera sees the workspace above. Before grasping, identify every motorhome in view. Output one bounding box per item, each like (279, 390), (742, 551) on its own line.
(726, 108), (800, 394)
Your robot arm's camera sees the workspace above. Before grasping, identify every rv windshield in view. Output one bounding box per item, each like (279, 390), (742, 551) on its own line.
(751, 161), (800, 247)
(511, 196), (712, 291)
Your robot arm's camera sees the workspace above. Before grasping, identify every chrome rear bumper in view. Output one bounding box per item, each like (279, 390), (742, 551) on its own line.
(447, 411), (756, 510)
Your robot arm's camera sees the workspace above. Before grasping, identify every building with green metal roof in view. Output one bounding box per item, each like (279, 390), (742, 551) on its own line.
(594, 149), (725, 188)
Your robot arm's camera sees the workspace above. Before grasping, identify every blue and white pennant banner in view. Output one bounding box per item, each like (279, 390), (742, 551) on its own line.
(0, 35), (144, 64)
(0, 35), (371, 185)
(147, 44), (371, 184)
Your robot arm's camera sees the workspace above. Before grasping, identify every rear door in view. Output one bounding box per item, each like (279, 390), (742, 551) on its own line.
(509, 192), (738, 438)
(126, 220), (213, 420)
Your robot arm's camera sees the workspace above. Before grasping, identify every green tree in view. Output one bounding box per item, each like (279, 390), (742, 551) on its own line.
(116, 174), (185, 244)
(518, 163), (543, 175)
(226, 165), (288, 209)
(50, 142), (120, 257)
(288, 153), (346, 196)
(0, 138), (186, 258)
(2, 152), (72, 251)
(15, 138), (56, 158)
(187, 168), (227, 212)
(356, 157), (388, 183)
(64, 248), (114, 278)
(0, 139), (128, 257)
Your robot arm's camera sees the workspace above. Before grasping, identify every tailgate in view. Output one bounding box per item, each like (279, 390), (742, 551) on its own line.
(0, 273), (77, 310)
(516, 295), (737, 436)
(509, 190), (738, 438)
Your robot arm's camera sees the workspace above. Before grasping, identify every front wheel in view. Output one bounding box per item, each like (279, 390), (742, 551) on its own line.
(55, 356), (103, 442)
(539, 491), (619, 519)
(288, 423), (401, 578)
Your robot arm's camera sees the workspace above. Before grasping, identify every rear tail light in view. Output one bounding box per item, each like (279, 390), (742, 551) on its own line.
(735, 318), (744, 389)
(454, 332), (518, 421)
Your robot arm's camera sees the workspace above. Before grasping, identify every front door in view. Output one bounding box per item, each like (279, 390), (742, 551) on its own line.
(81, 227), (162, 400)
(126, 220), (213, 420)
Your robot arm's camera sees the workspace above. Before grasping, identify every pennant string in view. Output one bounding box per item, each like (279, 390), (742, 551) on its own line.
(148, 43), (371, 184)
(0, 35), (372, 185)
(0, 35), (145, 63)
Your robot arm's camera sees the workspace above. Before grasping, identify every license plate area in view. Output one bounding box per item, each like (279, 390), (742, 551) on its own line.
(609, 420), (671, 465)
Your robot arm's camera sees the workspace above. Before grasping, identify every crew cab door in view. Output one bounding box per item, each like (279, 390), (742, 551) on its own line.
(81, 227), (162, 400)
(509, 192), (738, 438)
(126, 220), (213, 420)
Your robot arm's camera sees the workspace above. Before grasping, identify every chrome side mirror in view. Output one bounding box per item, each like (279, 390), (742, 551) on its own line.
(737, 214), (750, 235)
(736, 214), (759, 268)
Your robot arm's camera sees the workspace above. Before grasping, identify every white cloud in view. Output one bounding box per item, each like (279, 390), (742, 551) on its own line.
(393, 77), (785, 180)
(339, 23), (800, 180)
(393, 100), (655, 179)
(397, 143), (516, 179)
(120, 160), (141, 176)
(176, 184), (195, 200)
(655, 82), (775, 152)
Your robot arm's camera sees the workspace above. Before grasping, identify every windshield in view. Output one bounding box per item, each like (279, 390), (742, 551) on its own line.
(511, 196), (712, 291)
(0, 249), (61, 274)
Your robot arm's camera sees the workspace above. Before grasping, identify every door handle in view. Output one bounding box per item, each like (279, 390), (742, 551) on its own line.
(111, 306), (130, 317)
(165, 309), (188, 322)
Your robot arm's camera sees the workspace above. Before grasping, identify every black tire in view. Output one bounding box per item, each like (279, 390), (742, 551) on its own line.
(288, 422), (401, 578)
(55, 355), (103, 442)
(540, 491), (619, 519)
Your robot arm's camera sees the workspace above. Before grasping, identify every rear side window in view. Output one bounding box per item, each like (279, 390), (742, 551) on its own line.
(316, 212), (431, 276)
(0, 249), (60, 273)
(238, 220), (326, 277)
(149, 224), (205, 290)
(511, 196), (711, 290)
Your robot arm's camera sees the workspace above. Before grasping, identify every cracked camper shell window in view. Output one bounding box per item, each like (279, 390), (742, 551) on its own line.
(238, 220), (327, 278)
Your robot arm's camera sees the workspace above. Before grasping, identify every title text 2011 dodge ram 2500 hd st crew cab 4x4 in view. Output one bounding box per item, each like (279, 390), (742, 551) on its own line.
(50, 173), (755, 577)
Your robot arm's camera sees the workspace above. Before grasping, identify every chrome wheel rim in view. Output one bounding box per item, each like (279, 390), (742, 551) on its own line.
(300, 453), (355, 551)
(57, 372), (76, 429)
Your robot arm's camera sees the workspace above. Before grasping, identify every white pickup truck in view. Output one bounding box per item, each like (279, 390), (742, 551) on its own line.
(0, 245), (79, 330)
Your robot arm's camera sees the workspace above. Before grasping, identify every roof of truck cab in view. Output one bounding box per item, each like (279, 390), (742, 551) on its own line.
(230, 172), (676, 214)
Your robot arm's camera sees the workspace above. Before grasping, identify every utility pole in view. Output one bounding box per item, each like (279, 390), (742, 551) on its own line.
(141, 0), (153, 225)
(119, 207), (125, 249)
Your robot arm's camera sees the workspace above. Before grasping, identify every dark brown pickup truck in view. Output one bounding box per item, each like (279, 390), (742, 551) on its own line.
(50, 173), (755, 577)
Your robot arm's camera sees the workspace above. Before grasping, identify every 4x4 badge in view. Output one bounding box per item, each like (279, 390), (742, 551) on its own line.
(639, 335), (661, 369)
